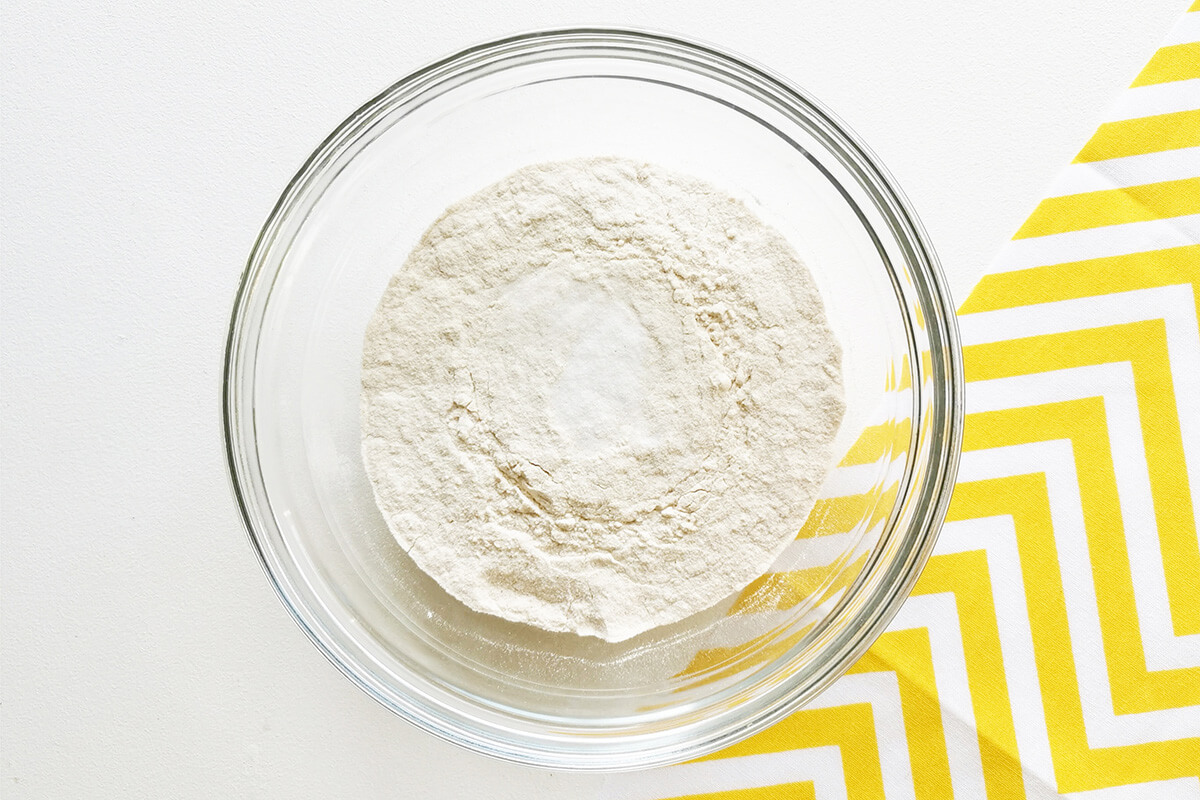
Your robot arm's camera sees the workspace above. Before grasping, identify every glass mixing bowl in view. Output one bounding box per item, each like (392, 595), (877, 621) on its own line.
(224, 28), (963, 770)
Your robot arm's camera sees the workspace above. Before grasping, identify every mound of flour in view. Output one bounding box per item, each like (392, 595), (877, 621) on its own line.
(361, 157), (844, 642)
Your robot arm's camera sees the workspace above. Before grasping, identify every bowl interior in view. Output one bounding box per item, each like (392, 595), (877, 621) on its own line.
(230, 30), (955, 768)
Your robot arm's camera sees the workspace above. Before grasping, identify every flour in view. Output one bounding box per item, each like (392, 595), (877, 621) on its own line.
(361, 157), (844, 642)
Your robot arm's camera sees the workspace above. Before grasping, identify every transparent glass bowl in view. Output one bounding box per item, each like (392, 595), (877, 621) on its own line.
(224, 28), (963, 770)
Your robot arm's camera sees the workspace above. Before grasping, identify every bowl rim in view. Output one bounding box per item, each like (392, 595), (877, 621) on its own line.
(223, 25), (965, 771)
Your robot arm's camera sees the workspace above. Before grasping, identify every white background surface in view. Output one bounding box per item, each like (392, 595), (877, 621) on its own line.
(0, 1), (1186, 797)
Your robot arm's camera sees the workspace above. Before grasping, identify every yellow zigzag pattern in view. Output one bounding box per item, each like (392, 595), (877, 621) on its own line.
(650, 11), (1200, 798)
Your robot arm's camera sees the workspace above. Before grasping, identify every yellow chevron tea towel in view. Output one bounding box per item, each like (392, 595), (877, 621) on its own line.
(605, 5), (1200, 798)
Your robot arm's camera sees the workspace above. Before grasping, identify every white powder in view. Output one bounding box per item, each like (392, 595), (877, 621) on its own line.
(361, 157), (844, 642)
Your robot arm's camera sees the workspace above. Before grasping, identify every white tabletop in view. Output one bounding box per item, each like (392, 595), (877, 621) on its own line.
(1, 1), (1185, 797)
